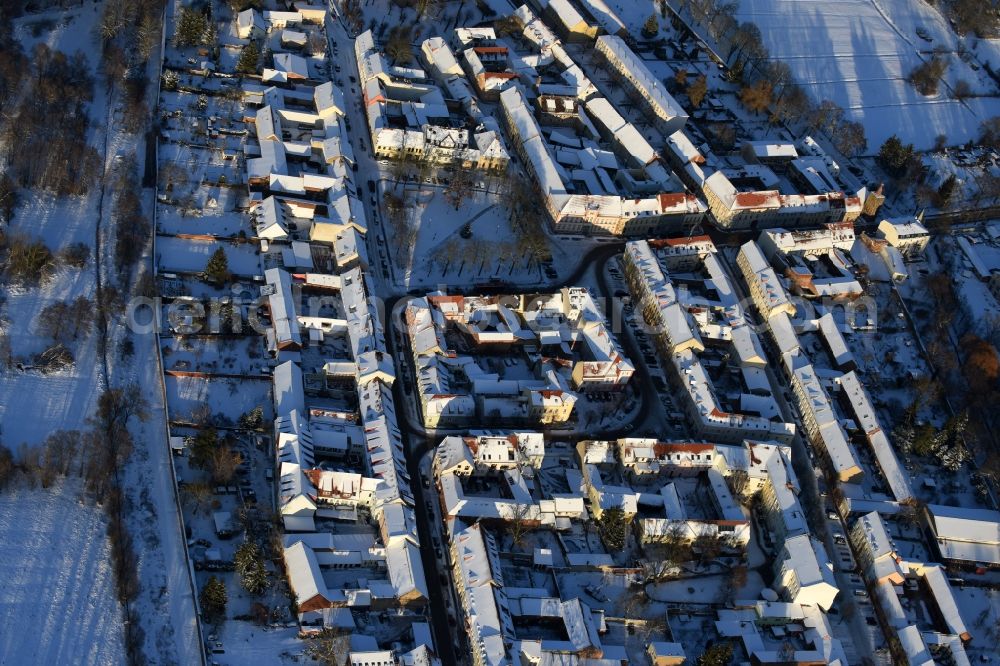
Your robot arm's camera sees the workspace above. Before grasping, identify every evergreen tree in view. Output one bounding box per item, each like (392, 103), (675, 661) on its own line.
(176, 7), (209, 48)
(911, 422), (939, 457)
(238, 406), (264, 431)
(187, 427), (219, 469)
(200, 575), (228, 623)
(697, 641), (733, 666)
(937, 174), (958, 206)
(643, 14), (659, 38)
(205, 247), (230, 284)
(235, 541), (269, 595)
(162, 69), (179, 92)
(935, 411), (970, 471)
(892, 419), (916, 454)
(597, 506), (631, 551)
(236, 41), (259, 75)
(877, 135), (916, 177)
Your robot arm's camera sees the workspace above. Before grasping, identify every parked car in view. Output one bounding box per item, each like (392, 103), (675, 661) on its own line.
(584, 584), (608, 602)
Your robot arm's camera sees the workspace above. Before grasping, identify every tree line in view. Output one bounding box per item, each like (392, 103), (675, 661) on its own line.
(671, 0), (867, 156)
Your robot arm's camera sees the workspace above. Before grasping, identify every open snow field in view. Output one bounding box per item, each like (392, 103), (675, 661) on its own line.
(0, 482), (124, 665)
(379, 182), (549, 288)
(157, 236), (262, 276)
(164, 374), (273, 424)
(1, 4), (203, 664)
(733, 0), (1000, 150)
(607, 0), (1000, 151)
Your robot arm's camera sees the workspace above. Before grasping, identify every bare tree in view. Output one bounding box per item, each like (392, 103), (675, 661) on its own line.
(306, 629), (351, 666)
(443, 163), (476, 209)
(725, 469), (750, 502)
(507, 503), (534, 548)
(182, 481), (214, 516)
(209, 444), (243, 485)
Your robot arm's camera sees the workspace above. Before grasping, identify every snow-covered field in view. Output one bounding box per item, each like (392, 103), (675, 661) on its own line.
(605, 0), (1000, 151)
(164, 374), (273, 424)
(157, 236), (261, 275)
(379, 182), (550, 288)
(1, 4), (203, 664)
(0, 482), (124, 665)
(732, 0), (1000, 150)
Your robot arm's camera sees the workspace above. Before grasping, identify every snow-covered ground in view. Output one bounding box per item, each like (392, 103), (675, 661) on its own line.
(2, 3), (204, 664)
(157, 237), (261, 276)
(209, 623), (304, 665)
(0, 8), (125, 662)
(379, 182), (549, 288)
(163, 374), (273, 425)
(609, 0), (1000, 151)
(156, 194), (249, 238)
(0, 482), (124, 665)
(732, 0), (999, 150)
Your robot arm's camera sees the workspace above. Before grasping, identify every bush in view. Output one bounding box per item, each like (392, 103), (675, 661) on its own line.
(0, 174), (17, 223)
(908, 57), (947, 96)
(34, 343), (74, 373)
(686, 75), (707, 108)
(642, 14), (659, 38)
(3, 234), (54, 285)
(953, 79), (972, 100)
(59, 242), (91, 268)
(114, 179), (151, 278)
(0, 444), (15, 491)
(979, 117), (1000, 149)
(739, 80), (773, 114)
(36, 297), (94, 343)
(0, 44), (101, 196)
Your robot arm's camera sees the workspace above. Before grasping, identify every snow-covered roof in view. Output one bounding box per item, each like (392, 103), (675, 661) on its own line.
(780, 534), (839, 611)
(422, 36), (463, 78)
(386, 539), (429, 602)
(817, 313), (854, 369)
(452, 522), (510, 665)
(879, 216), (929, 240)
(577, 0), (626, 35)
(273, 52), (309, 79)
(237, 8), (265, 33)
(273, 360), (305, 419)
(927, 505), (1000, 565)
(283, 541), (330, 607)
(743, 140), (798, 159)
(537, 0), (587, 31)
(595, 35), (687, 126)
(917, 564), (971, 641)
(255, 196), (289, 240)
(264, 267), (303, 349)
(836, 371), (912, 502)
(738, 241), (794, 315)
(314, 81), (346, 117)
(898, 624), (933, 665)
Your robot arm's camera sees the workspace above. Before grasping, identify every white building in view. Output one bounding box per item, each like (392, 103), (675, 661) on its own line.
(878, 217), (930, 257)
(774, 534), (840, 611)
(594, 35), (688, 135)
